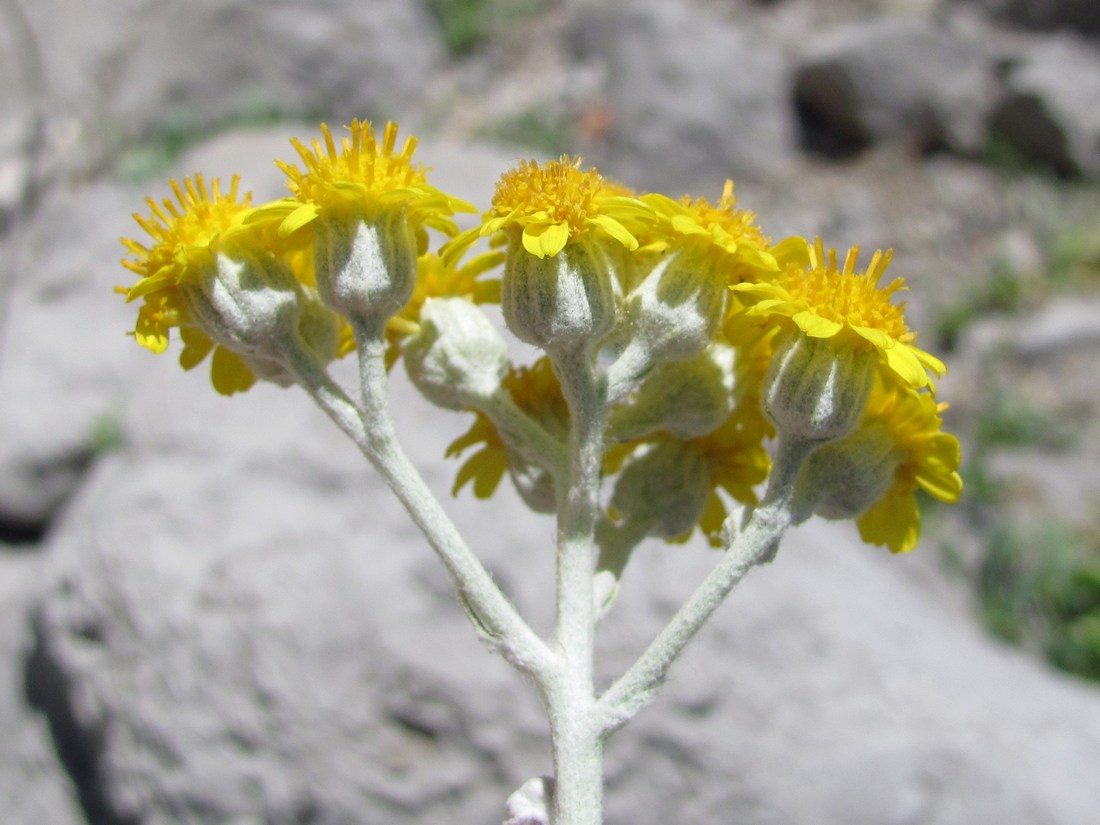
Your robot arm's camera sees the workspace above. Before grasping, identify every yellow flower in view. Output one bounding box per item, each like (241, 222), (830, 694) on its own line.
(119, 174), (264, 393)
(253, 119), (475, 244)
(733, 237), (945, 390)
(447, 358), (568, 498)
(639, 180), (777, 279)
(854, 382), (963, 553)
(468, 155), (653, 259)
(692, 410), (773, 546)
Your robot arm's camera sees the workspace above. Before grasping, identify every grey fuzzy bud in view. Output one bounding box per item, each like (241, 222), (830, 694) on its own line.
(622, 250), (727, 365)
(501, 240), (615, 354)
(793, 420), (902, 523)
(312, 212), (417, 323)
(611, 440), (710, 539)
(183, 251), (302, 356)
(763, 334), (874, 443)
(609, 343), (735, 440)
(404, 298), (509, 410)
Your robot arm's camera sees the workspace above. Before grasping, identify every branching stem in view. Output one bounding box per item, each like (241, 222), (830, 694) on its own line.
(282, 326), (556, 681)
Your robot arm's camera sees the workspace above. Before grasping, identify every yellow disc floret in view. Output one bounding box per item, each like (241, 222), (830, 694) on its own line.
(121, 175), (251, 351)
(122, 174), (252, 311)
(639, 179), (776, 279)
(734, 237), (945, 390)
(119, 174), (272, 393)
(256, 119), (475, 239)
(478, 156), (652, 259)
(790, 241), (908, 340)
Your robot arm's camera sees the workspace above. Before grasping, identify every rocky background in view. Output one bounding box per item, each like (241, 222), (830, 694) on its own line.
(3, 0), (1100, 823)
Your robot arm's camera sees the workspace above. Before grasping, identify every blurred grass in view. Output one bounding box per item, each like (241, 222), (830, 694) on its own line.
(935, 222), (1100, 353)
(113, 100), (311, 183)
(425, 0), (552, 57)
(978, 519), (1100, 681)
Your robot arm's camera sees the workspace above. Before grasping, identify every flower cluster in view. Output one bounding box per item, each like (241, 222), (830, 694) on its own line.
(120, 119), (961, 555)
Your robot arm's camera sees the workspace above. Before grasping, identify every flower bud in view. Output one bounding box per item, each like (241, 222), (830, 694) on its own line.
(313, 211), (418, 323)
(763, 334), (874, 442)
(609, 343), (735, 440)
(508, 455), (558, 514)
(501, 239), (615, 354)
(622, 249), (726, 365)
(792, 420), (902, 523)
(611, 440), (710, 539)
(403, 297), (510, 411)
(182, 250), (302, 357)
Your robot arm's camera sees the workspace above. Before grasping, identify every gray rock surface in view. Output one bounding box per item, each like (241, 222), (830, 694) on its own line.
(567, 0), (796, 193)
(792, 16), (998, 156)
(990, 37), (1100, 179)
(19, 0), (444, 165)
(956, 0), (1100, 36)
(0, 551), (84, 825)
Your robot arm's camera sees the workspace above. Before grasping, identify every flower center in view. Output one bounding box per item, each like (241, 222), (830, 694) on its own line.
(124, 175), (250, 284)
(681, 180), (769, 249)
(788, 243), (913, 342)
(282, 120), (426, 209)
(491, 156), (605, 236)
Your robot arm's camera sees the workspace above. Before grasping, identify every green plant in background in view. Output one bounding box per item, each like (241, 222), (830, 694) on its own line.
(114, 100), (310, 183)
(935, 221), (1100, 353)
(88, 413), (125, 455)
(945, 356), (1099, 683)
(935, 260), (1031, 353)
(972, 383), (1075, 452)
(115, 118), (961, 825)
(1049, 224), (1100, 292)
(477, 107), (575, 157)
(426, 0), (550, 57)
(978, 518), (1100, 682)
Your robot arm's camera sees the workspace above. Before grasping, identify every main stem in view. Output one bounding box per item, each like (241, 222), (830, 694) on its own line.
(546, 345), (607, 825)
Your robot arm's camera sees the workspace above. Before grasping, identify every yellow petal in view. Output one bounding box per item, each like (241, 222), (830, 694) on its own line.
(279, 204), (321, 236)
(178, 327), (214, 370)
(858, 488), (920, 553)
(210, 346), (256, 395)
(881, 344), (931, 389)
(588, 214), (639, 250)
(522, 222), (570, 258)
(793, 311), (843, 338)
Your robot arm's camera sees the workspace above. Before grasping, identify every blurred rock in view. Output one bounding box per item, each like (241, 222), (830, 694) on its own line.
(0, 552), (83, 825)
(25, 372), (553, 825)
(0, 0), (43, 227)
(954, 0), (1100, 37)
(20, 0), (445, 166)
(989, 37), (1100, 179)
(0, 179), (142, 538)
(567, 0), (796, 193)
(792, 16), (998, 156)
(30, 423), (1100, 825)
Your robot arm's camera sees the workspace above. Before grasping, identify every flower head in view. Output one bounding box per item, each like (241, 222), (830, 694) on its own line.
(254, 120), (475, 242)
(120, 175), (268, 393)
(851, 382), (963, 552)
(639, 180), (777, 279)
(476, 156), (652, 259)
(734, 237), (945, 390)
